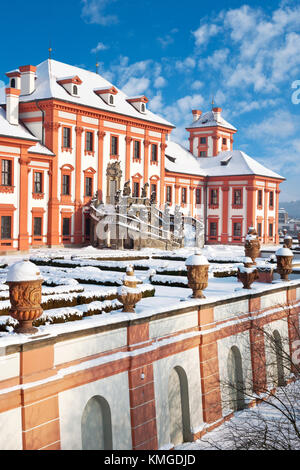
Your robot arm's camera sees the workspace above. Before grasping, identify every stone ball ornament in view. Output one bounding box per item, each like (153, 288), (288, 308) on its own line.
(6, 260), (44, 334)
(185, 250), (209, 299)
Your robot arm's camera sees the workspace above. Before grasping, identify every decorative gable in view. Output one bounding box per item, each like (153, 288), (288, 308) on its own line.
(94, 86), (118, 106)
(57, 75), (82, 97)
(126, 95), (148, 114)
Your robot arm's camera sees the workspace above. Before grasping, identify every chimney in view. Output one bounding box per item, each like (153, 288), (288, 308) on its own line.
(212, 107), (222, 121)
(192, 109), (202, 122)
(5, 70), (21, 90)
(5, 88), (21, 125)
(19, 65), (37, 95)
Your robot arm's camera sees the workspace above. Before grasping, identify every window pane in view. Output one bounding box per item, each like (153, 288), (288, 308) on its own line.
(34, 172), (42, 193)
(1, 216), (11, 239)
(233, 223), (241, 236)
(85, 177), (92, 196)
(62, 218), (70, 236)
(182, 188), (187, 203)
(196, 188), (201, 204)
(151, 144), (157, 161)
(134, 141), (140, 159)
(234, 190), (241, 205)
(210, 189), (218, 205)
(62, 174), (70, 195)
(111, 136), (118, 155)
(33, 217), (42, 236)
(166, 186), (172, 203)
(1, 160), (12, 186)
(210, 222), (217, 236)
(133, 182), (139, 197)
(86, 132), (93, 151)
(63, 128), (71, 148)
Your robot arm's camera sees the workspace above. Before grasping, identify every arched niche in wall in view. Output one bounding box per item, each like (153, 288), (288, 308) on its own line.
(273, 330), (286, 387)
(167, 366), (191, 446)
(227, 345), (245, 411)
(81, 395), (113, 450)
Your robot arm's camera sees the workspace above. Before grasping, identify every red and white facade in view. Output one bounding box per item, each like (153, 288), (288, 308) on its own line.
(0, 60), (284, 251)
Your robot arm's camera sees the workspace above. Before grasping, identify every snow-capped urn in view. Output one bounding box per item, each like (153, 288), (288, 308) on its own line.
(117, 265), (142, 312)
(237, 257), (258, 289)
(244, 227), (260, 265)
(275, 245), (293, 281)
(6, 260), (43, 334)
(185, 250), (209, 298)
(283, 235), (293, 249)
(298, 231), (300, 246)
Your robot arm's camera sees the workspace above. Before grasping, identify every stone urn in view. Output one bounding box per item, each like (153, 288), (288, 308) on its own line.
(6, 260), (43, 334)
(276, 245), (293, 281)
(117, 265), (142, 312)
(185, 250), (209, 298)
(237, 257), (259, 289)
(244, 227), (260, 265)
(298, 232), (300, 246)
(283, 235), (293, 249)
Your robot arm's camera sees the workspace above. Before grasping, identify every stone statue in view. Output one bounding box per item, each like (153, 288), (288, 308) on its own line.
(123, 180), (131, 196)
(141, 182), (149, 198)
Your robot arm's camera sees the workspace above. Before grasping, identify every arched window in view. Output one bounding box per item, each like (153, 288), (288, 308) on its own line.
(168, 366), (191, 446)
(227, 346), (245, 411)
(273, 330), (285, 386)
(10, 78), (16, 88)
(109, 94), (114, 105)
(73, 85), (78, 95)
(81, 396), (113, 450)
(141, 103), (146, 112)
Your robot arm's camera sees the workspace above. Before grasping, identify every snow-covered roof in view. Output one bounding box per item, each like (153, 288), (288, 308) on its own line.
(0, 59), (174, 129)
(187, 110), (237, 131)
(0, 108), (54, 156)
(165, 141), (284, 180)
(0, 107), (37, 141)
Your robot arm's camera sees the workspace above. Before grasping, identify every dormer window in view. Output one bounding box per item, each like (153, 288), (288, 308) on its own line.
(127, 95), (148, 114)
(94, 86), (118, 106)
(57, 75), (82, 97)
(5, 70), (21, 90)
(10, 78), (16, 88)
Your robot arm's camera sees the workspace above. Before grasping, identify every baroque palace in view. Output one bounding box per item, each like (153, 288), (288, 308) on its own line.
(0, 59), (284, 252)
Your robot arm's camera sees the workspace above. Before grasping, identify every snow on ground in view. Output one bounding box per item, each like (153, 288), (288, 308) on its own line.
(175, 380), (300, 450)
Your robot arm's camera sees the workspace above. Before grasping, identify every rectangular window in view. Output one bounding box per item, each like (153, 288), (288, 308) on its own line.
(85, 217), (91, 238)
(86, 132), (93, 152)
(33, 217), (42, 236)
(134, 140), (141, 159)
(166, 186), (172, 203)
(85, 177), (93, 197)
(210, 189), (218, 206)
(222, 137), (227, 145)
(62, 174), (70, 195)
(62, 218), (70, 236)
(233, 222), (241, 237)
(269, 223), (273, 237)
(1, 216), (11, 239)
(233, 189), (242, 206)
(151, 144), (158, 162)
(269, 191), (274, 209)
(34, 172), (43, 193)
(258, 190), (262, 207)
(200, 151), (207, 157)
(182, 187), (187, 204)
(257, 223), (262, 237)
(200, 137), (206, 144)
(63, 127), (71, 148)
(151, 184), (157, 201)
(133, 182), (139, 198)
(195, 188), (201, 205)
(210, 222), (217, 237)
(1, 160), (12, 186)
(111, 136), (118, 156)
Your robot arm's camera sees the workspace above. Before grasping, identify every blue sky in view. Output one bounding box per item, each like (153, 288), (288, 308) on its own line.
(2, 0), (300, 201)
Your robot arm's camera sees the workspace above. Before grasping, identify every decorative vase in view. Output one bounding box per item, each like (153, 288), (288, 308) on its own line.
(244, 227), (260, 265)
(237, 257), (259, 289)
(117, 266), (142, 312)
(283, 235), (293, 249)
(185, 251), (209, 298)
(276, 245), (293, 281)
(6, 260), (43, 334)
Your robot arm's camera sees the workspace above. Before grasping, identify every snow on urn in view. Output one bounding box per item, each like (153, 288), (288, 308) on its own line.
(117, 265), (142, 312)
(275, 245), (293, 281)
(6, 260), (43, 334)
(283, 235), (293, 249)
(237, 257), (259, 289)
(244, 227), (260, 265)
(185, 250), (209, 298)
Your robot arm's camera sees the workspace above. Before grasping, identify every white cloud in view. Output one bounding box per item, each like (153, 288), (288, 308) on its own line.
(192, 23), (219, 47)
(81, 0), (118, 26)
(191, 80), (203, 90)
(121, 77), (150, 96)
(90, 42), (109, 53)
(154, 76), (167, 88)
(157, 28), (179, 48)
(246, 110), (297, 140)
